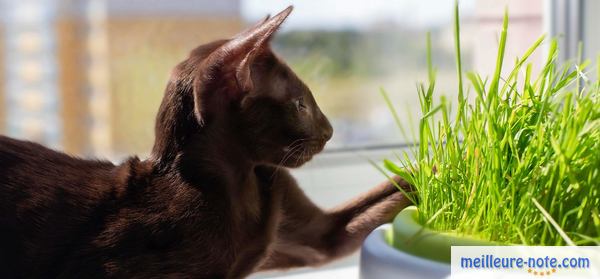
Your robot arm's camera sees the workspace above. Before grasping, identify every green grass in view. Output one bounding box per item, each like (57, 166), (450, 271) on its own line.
(383, 2), (600, 246)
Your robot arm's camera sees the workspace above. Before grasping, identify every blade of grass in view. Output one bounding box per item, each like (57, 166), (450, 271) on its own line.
(532, 197), (576, 246)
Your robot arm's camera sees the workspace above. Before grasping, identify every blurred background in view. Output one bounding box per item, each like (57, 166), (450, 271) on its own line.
(0, 0), (554, 158)
(0, 0), (597, 278)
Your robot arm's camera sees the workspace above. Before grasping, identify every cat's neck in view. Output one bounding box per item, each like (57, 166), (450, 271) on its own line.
(162, 124), (263, 222)
(186, 125), (252, 170)
(151, 118), (257, 191)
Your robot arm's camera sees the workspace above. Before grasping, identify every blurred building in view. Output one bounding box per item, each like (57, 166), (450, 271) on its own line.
(1, 0), (62, 148)
(1, 0), (243, 158)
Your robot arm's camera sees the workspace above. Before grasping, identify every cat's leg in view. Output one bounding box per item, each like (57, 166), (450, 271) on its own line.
(258, 170), (412, 270)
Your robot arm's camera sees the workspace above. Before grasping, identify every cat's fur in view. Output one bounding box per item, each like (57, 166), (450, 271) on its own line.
(0, 6), (412, 279)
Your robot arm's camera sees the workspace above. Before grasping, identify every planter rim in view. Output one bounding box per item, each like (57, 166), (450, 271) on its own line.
(360, 224), (450, 279)
(389, 205), (499, 263)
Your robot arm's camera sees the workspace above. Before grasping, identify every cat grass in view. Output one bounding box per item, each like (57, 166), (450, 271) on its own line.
(381, 3), (600, 245)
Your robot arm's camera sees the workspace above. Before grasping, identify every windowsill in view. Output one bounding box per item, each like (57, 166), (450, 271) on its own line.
(303, 145), (410, 169)
(253, 266), (359, 279)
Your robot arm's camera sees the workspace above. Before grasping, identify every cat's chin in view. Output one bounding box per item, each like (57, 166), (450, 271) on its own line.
(280, 153), (314, 168)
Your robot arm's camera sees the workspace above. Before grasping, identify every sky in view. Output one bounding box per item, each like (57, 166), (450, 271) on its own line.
(241, 0), (475, 31)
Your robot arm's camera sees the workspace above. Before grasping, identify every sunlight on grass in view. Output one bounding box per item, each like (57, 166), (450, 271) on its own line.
(384, 2), (600, 246)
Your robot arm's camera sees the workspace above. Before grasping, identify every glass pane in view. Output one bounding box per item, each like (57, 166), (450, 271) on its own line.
(0, 0), (545, 159)
(584, 0), (600, 65)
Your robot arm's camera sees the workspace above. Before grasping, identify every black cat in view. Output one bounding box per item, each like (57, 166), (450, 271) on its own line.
(0, 6), (412, 278)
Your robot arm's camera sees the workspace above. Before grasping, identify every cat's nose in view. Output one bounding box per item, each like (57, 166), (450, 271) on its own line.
(320, 118), (333, 142)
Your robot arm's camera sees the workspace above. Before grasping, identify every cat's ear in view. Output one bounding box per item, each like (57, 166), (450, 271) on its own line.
(211, 6), (291, 92)
(193, 6), (292, 123)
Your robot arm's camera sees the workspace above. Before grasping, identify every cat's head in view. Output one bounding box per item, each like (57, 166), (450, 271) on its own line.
(153, 6), (333, 168)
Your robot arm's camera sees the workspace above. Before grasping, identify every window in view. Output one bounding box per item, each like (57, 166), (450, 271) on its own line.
(260, 0), (548, 151)
(0, 0), (562, 278)
(0, 0), (547, 159)
(583, 0), (599, 64)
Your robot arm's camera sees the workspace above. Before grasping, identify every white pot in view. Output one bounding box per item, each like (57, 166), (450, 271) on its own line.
(359, 224), (450, 279)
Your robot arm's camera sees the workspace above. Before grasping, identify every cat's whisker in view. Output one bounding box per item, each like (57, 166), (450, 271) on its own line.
(275, 139), (310, 169)
(293, 145), (308, 168)
(283, 138), (310, 152)
(271, 141), (307, 179)
(271, 149), (302, 180)
(280, 142), (304, 163)
(280, 138), (309, 163)
(277, 148), (301, 171)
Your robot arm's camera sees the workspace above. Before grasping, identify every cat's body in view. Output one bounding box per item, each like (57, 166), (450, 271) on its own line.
(0, 7), (411, 278)
(0, 135), (291, 278)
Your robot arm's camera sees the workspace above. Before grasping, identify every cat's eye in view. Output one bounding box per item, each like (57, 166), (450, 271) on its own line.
(294, 97), (307, 111)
